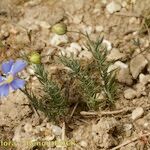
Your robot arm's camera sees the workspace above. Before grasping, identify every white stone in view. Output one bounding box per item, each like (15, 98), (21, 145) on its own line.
(121, 1), (128, 8)
(65, 46), (79, 57)
(24, 0), (41, 7)
(51, 125), (62, 136)
(36, 21), (51, 29)
(79, 50), (93, 60)
(129, 17), (137, 24)
(139, 74), (150, 85)
(60, 42), (81, 58)
(24, 123), (33, 133)
(106, 1), (121, 14)
(81, 25), (93, 35)
(123, 124), (133, 131)
(50, 34), (68, 46)
(79, 140), (88, 147)
(135, 83), (146, 97)
(130, 54), (148, 79)
(102, 39), (112, 51)
(44, 135), (55, 141)
(95, 25), (104, 32)
(73, 15), (83, 24)
(107, 61), (128, 73)
(107, 48), (126, 61)
(70, 42), (82, 51)
(117, 68), (133, 85)
(124, 88), (136, 99)
(132, 107), (144, 121)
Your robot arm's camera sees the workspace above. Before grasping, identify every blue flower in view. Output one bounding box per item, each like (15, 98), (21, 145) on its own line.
(0, 59), (27, 97)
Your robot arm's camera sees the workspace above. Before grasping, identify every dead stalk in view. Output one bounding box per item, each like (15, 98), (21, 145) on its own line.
(111, 132), (150, 150)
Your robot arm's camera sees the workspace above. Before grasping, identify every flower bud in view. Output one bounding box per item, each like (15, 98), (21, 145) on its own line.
(52, 23), (67, 35)
(28, 52), (41, 64)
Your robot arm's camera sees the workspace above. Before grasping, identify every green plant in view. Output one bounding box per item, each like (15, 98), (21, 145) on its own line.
(86, 35), (117, 105)
(60, 34), (117, 109)
(22, 33), (118, 121)
(22, 64), (68, 121)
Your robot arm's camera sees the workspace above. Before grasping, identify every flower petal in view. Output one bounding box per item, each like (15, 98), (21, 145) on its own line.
(0, 84), (9, 97)
(1, 60), (14, 74)
(0, 76), (4, 83)
(10, 78), (25, 90)
(10, 60), (27, 75)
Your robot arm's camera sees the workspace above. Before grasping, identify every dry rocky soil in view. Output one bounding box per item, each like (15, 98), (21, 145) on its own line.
(0, 0), (150, 150)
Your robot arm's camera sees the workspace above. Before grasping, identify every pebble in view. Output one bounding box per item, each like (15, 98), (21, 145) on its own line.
(51, 125), (62, 136)
(70, 42), (82, 51)
(24, 0), (41, 7)
(79, 140), (88, 147)
(44, 135), (55, 141)
(123, 124), (133, 131)
(95, 25), (104, 32)
(50, 34), (68, 46)
(62, 42), (82, 58)
(24, 123), (33, 133)
(130, 54), (148, 79)
(102, 39), (112, 51)
(106, 1), (122, 14)
(131, 107), (144, 121)
(107, 48), (126, 61)
(81, 25), (93, 35)
(107, 61), (128, 73)
(117, 68), (133, 85)
(36, 21), (51, 29)
(135, 83), (146, 97)
(73, 14), (83, 24)
(139, 74), (150, 85)
(124, 88), (136, 99)
(79, 50), (93, 60)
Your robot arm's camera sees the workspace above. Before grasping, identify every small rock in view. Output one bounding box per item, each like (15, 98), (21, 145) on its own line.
(130, 54), (148, 79)
(129, 17), (138, 25)
(62, 42), (82, 58)
(123, 124), (133, 131)
(139, 74), (150, 85)
(95, 25), (104, 32)
(135, 83), (146, 97)
(51, 125), (62, 136)
(81, 25), (93, 35)
(106, 1), (122, 14)
(124, 88), (136, 99)
(24, 0), (41, 7)
(70, 42), (82, 51)
(24, 123), (33, 133)
(117, 68), (133, 85)
(135, 118), (149, 130)
(50, 34), (68, 46)
(36, 21), (51, 29)
(73, 14), (83, 24)
(79, 140), (88, 147)
(102, 39), (112, 51)
(79, 50), (93, 60)
(121, 1), (128, 8)
(107, 48), (126, 61)
(132, 107), (144, 121)
(44, 135), (55, 141)
(107, 61), (128, 73)
(41, 47), (55, 63)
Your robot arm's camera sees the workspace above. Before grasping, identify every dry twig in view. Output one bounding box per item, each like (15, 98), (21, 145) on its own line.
(111, 132), (150, 150)
(80, 105), (150, 116)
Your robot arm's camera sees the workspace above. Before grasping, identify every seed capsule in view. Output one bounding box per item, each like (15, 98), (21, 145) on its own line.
(52, 23), (67, 35)
(28, 52), (41, 64)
